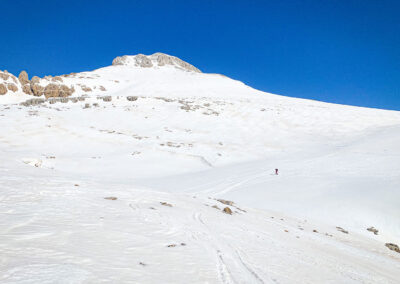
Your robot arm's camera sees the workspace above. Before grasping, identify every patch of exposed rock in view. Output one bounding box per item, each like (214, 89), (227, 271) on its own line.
(31, 83), (44, 96)
(81, 85), (92, 92)
(336, 226), (349, 234)
(223, 207), (233, 215)
(133, 54), (153, 68)
(112, 52), (201, 73)
(22, 84), (33, 95)
(30, 76), (43, 96)
(0, 83), (7, 95)
(31, 76), (40, 84)
(52, 76), (63, 83)
(104, 197), (117, 200)
(385, 243), (400, 253)
(0, 71), (10, 81)
(367, 226), (379, 235)
(217, 199), (234, 206)
(43, 83), (74, 98)
(7, 83), (18, 92)
(0, 69), (76, 98)
(18, 71), (29, 85)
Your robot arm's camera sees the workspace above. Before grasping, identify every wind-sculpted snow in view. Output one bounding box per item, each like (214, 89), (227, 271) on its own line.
(0, 54), (400, 283)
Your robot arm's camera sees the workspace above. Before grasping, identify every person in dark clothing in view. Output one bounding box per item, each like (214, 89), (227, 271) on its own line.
(275, 168), (279, 175)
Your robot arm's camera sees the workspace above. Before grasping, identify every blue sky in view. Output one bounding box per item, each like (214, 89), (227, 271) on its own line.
(1, 0), (399, 110)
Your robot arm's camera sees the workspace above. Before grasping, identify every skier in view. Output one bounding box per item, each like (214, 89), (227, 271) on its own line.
(275, 168), (279, 175)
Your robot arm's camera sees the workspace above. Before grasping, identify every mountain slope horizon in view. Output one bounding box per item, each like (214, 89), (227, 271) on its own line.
(0, 52), (397, 111)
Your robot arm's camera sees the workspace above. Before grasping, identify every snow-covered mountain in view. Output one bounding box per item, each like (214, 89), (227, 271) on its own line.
(1, 53), (399, 283)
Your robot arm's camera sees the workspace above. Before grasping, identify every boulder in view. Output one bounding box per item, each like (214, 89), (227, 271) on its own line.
(0, 72), (10, 81)
(385, 243), (400, 253)
(59, 85), (74, 97)
(31, 76), (41, 84)
(7, 83), (18, 92)
(18, 71), (29, 85)
(31, 83), (44, 96)
(22, 84), (33, 95)
(43, 83), (74, 98)
(367, 226), (379, 235)
(223, 207), (233, 215)
(0, 83), (7, 95)
(43, 83), (59, 98)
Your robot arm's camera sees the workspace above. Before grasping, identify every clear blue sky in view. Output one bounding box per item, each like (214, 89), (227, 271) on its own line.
(1, 0), (399, 110)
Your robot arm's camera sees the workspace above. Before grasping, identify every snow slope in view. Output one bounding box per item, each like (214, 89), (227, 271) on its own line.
(0, 53), (399, 283)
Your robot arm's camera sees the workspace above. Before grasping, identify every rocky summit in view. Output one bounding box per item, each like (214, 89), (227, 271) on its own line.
(0, 53), (200, 100)
(112, 52), (201, 73)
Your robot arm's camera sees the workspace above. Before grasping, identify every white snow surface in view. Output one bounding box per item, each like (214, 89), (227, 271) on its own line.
(1, 55), (400, 283)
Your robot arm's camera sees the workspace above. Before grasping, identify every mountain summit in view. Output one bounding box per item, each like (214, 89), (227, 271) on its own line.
(112, 52), (201, 73)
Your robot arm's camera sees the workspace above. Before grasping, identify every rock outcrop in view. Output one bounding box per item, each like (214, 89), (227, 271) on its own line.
(133, 54), (153, 68)
(30, 76), (42, 96)
(18, 71), (30, 85)
(31, 76), (40, 84)
(31, 84), (44, 96)
(0, 83), (7, 95)
(112, 52), (201, 73)
(43, 83), (74, 99)
(22, 84), (33, 95)
(52, 76), (63, 83)
(7, 83), (18, 92)
(0, 71), (10, 81)
(1, 52), (200, 101)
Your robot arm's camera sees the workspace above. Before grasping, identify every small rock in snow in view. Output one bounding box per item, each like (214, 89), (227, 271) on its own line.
(217, 199), (234, 206)
(223, 207), (232, 215)
(367, 226), (379, 235)
(385, 243), (400, 253)
(336, 226), (349, 234)
(104, 197), (117, 200)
